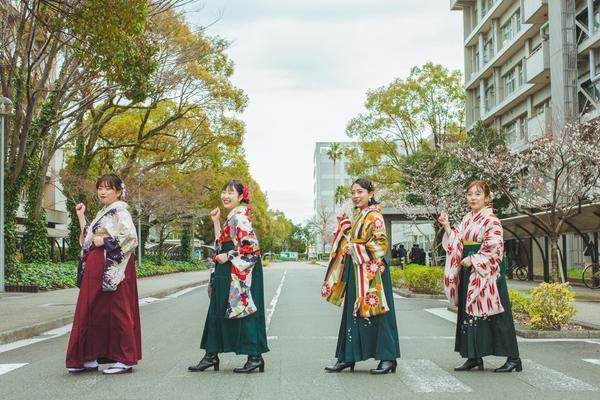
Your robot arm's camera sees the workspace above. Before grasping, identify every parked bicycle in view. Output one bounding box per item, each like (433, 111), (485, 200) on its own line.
(582, 263), (600, 289)
(507, 264), (528, 281)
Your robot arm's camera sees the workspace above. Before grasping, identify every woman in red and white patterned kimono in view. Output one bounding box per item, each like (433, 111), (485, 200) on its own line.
(438, 180), (521, 373)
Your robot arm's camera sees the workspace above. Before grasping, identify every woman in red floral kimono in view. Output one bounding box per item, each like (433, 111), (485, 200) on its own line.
(189, 180), (268, 373)
(439, 180), (521, 373)
(66, 173), (141, 375)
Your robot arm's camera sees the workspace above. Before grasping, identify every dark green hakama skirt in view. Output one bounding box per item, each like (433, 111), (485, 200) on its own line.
(335, 256), (401, 362)
(455, 243), (519, 359)
(200, 241), (269, 355)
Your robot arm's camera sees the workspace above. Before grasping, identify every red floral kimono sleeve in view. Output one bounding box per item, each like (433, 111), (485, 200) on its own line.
(227, 213), (261, 272)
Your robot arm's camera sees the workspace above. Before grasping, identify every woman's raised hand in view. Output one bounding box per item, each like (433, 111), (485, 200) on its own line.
(210, 207), (220, 223)
(75, 203), (86, 217)
(336, 211), (347, 222)
(437, 212), (449, 228)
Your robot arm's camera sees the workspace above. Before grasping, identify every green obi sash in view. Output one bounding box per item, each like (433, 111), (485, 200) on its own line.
(462, 241), (506, 276)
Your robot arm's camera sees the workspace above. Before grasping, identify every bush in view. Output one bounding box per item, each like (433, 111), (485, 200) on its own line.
(389, 258), (402, 267)
(389, 267), (405, 287)
(6, 259), (206, 290)
(263, 259), (270, 267)
(400, 265), (444, 294)
(527, 282), (576, 330)
(309, 259), (317, 264)
(508, 290), (531, 316)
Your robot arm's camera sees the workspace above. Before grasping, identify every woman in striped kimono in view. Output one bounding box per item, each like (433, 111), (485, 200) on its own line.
(322, 178), (400, 374)
(439, 180), (521, 373)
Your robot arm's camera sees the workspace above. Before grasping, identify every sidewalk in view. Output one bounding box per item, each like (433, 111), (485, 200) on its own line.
(0, 270), (210, 345)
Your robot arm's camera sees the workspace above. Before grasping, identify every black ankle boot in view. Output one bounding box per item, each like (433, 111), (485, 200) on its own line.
(494, 357), (522, 373)
(324, 361), (355, 372)
(454, 358), (484, 371)
(188, 353), (219, 372)
(233, 355), (265, 373)
(370, 360), (397, 375)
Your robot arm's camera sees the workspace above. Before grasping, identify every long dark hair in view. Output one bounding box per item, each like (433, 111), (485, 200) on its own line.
(352, 178), (379, 206)
(222, 179), (249, 204)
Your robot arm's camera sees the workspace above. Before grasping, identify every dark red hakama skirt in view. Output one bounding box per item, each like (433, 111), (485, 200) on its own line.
(66, 247), (142, 368)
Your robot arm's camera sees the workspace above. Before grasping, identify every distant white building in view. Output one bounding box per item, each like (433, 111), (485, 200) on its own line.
(313, 142), (355, 254)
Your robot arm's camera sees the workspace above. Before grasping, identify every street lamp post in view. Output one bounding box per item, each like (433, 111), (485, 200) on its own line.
(0, 96), (14, 292)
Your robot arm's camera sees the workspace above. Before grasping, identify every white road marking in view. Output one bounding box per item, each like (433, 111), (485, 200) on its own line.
(393, 293), (406, 299)
(0, 364), (28, 376)
(583, 359), (600, 366)
(266, 271), (287, 332)
(397, 359), (472, 393)
(515, 359), (598, 391)
(425, 307), (457, 323)
(0, 324), (72, 354)
(0, 285), (207, 352)
(439, 299), (450, 303)
(138, 297), (161, 305)
(165, 285), (204, 299)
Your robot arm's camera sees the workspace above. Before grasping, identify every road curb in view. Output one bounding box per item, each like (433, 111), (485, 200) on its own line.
(446, 304), (600, 339)
(0, 278), (209, 346)
(393, 287), (446, 299)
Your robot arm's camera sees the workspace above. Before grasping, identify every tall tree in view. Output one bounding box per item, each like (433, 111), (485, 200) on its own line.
(453, 120), (600, 282)
(326, 142), (344, 212)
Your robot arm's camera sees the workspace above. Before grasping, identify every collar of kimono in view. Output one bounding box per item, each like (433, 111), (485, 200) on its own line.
(90, 201), (129, 227)
(226, 205), (250, 220)
(470, 205), (494, 219)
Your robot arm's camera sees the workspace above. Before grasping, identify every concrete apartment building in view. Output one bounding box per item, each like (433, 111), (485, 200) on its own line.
(451, 0), (600, 279)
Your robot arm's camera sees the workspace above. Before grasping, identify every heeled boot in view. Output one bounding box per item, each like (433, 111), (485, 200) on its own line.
(494, 357), (522, 373)
(324, 361), (355, 372)
(233, 355), (265, 373)
(188, 353), (220, 372)
(454, 358), (484, 371)
(370, 360), (397, 374)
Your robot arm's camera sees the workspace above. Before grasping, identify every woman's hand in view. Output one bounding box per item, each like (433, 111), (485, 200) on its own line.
(460, 257), (472, 267)
(343, 244), (352, 255)
(336, 211), (347, 222)
(210, 207), (220, 224)
(438, 211), (452, 235)
(437, 212), (450, 228)
(215, 253), (229, 264)
(75, 203), (86, 218)
(92, 235), (107, 247)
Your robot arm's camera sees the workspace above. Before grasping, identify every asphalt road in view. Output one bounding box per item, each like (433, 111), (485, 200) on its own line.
(1, 262), (600, 400)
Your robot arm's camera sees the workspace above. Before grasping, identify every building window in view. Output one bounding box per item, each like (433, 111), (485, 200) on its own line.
(518, 115), (527, 140)
(483, 32), (494, 64)
(501, 9), (522, 47)
(503, 62), (523, 96)
(594, 0), (600, 30)
(506, 121), (517, 144)
(485, 81), (495, 112)
(481, 0), (495, 17)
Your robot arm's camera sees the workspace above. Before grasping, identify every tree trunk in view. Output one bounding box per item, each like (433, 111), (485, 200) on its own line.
(23, 157), (51, 263)
(157, 225), (166, 265)
(550, 236), (565, 283)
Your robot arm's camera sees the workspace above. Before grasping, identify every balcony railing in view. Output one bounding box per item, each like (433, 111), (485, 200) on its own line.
(525, 41), (550, 83)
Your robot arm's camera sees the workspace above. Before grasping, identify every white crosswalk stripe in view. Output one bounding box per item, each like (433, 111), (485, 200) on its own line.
(0, 364), (28, 376)
(513, 359), (598, 391)
(583, 359), (600, 366)
(397, 359), (472, 393)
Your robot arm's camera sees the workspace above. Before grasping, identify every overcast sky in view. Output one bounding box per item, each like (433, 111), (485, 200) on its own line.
(189, 0), (465, 223)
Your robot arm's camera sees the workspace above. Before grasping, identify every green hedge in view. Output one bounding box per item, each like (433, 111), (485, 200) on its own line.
(390, 264), (444, 294)
(6, 259), (206, 290)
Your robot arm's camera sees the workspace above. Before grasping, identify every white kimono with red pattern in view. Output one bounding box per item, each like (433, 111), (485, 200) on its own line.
(442, 206), (504, 318)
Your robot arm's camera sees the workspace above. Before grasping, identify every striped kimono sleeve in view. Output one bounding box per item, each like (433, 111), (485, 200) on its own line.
(351, 212), (388, 264)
